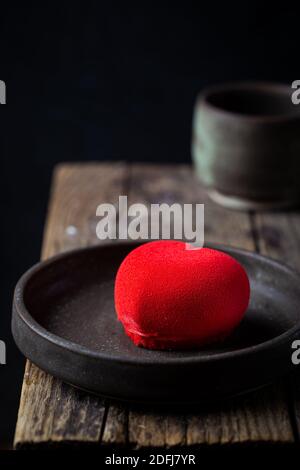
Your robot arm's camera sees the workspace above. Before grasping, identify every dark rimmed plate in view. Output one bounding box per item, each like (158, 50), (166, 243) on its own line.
(12, 242), (300, 404)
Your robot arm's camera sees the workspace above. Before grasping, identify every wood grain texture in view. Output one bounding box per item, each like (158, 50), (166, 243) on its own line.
(102, 404), (128, 446)
(128, 410), (186, 448)
(15, 361), (105, 446)
(186, 384), (292, 445)
(14, 163), (298, 448)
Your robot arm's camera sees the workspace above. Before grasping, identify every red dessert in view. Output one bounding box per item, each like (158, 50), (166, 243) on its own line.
(114, 241), (250, 350)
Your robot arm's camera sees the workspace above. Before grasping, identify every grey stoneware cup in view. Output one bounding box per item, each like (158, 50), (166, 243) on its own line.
(192, 82), (300, 210)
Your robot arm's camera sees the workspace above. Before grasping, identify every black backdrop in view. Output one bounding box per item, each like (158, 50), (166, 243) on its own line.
(0, 2), (298, 446)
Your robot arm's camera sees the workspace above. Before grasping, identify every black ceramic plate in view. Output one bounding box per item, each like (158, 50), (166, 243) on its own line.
(12, 242), (300, 404)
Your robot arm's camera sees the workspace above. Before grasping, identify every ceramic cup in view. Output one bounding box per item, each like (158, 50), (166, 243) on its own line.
(192, 82), (300, 210)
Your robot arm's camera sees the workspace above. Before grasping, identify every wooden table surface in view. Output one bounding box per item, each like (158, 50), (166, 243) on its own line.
(14, 162), (300, 449)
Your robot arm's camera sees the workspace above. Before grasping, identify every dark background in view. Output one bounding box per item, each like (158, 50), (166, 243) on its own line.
(0, 2), (297, 447)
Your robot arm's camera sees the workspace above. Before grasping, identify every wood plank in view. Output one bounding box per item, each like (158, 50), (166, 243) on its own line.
(14, 162), (128, 448)
(186, 383), (292, 445)
(122, 164), (293, 448)
(102, 404), (128, 446)
(41, 162), (129, 258)
(128, 410), (186, 448)
(15, 362), (105, 447)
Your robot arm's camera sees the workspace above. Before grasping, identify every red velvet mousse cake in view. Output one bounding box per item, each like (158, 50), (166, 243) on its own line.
(114, 241), (250, 350)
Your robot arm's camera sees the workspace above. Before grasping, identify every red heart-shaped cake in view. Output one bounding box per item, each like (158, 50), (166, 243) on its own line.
(114, 241), (250, 350)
